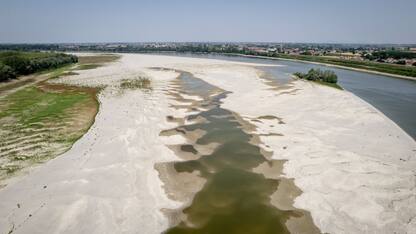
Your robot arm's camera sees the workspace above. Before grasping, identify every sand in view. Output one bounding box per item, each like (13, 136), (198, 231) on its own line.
(187, 63), (416, 233)
(0, 53), (415, 234)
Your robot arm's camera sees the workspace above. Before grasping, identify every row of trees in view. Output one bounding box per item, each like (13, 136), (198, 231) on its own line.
(294, 68), (338, 84)
(0, 52), (78, 82)
(369, 50), (416, 60)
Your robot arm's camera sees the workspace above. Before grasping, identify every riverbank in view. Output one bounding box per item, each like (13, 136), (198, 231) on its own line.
(0, 53), (414, 234)
(225, 53), (416, 81)
(0, 54), (120, 186)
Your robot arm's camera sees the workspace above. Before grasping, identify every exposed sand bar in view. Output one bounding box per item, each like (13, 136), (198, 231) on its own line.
(0, 54), (280, 234)
(0, 54), (415, 234)
(190, 64), (416, 233)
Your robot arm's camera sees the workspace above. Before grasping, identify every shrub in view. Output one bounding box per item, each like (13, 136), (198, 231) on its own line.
(2, 56), (32, 75)
(0, 63), (17, 81)
(293, 68), (338, 84)
(293, 72), (305, 79)
(322, 70), (338, 83)
(120, 77), (151, 90)
(306, 68), (320, 81)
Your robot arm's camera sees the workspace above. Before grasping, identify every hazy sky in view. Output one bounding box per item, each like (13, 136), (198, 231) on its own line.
(1, 0), (415, 44)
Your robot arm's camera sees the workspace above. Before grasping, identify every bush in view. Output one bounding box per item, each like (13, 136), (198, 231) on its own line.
(2, 56), (32, 75)
(322, 70), (338, 83)
(0, 63), (17, 81)
(306, 68), (320, 81)
(293, 68), (338, 84)
(293, 72), (305, 79)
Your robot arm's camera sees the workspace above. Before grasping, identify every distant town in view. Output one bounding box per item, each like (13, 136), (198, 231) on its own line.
(2, 42), (416, 65)
(1, 42), (416, 77)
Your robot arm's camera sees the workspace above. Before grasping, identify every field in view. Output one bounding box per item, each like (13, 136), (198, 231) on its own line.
(75, 54), (120, 70)
(0, 54), (120, 185)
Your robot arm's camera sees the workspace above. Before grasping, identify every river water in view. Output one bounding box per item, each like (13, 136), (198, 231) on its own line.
(160, 71), (319, 233)
(158, 53), (416, 140)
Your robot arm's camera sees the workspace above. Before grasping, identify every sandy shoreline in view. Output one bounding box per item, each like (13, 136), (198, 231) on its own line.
(0, 53), (415, 233)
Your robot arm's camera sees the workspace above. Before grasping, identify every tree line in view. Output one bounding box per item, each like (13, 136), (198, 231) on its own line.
(0, 51), (78, 82)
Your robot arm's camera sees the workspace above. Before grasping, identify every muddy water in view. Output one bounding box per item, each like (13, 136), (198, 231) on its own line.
(158, 70), (319, 233)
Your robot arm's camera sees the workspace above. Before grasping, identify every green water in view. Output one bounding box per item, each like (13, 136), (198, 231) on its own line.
(164, 72), (316, 234)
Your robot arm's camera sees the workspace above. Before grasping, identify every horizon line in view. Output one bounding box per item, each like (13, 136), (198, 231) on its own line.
(1, 41), (416, 46)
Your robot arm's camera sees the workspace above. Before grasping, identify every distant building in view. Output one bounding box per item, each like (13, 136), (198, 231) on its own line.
(267, 48), (277, 53)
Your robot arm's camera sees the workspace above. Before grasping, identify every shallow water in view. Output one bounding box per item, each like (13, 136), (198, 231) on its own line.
(157, 53), (416, 139)
(163, 72), (318, 234)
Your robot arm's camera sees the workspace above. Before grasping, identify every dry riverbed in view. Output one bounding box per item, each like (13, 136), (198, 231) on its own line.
(0, 53), (415, 234)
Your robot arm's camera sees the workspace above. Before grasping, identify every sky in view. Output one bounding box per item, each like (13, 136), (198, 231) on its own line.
(0, 0), (415, 44)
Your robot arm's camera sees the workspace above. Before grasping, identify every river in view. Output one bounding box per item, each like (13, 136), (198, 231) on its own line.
(155, 53), (416, 140)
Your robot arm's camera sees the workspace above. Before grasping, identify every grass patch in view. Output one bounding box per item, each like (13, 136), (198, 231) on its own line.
(313, 80), (343, 90)
(47, 64), (76, 78)
(0, 86), (90, 126)
(75, 64), (102, 70)
(74, 54), (120, 71)
(0, 54), (118, 183)
(0, 165), (21, 175)
(0, 83), (99, 182)
(78, 54), (120, 64)
(120, 77), (152, 90)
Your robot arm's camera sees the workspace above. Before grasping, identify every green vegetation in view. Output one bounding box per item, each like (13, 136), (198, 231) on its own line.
(0, 63), (16, 80)
(120, 77), (151, 90)
(2, 44), (414, 78)
(313, 80), (343, 90)
(0, 84), (98, 180)
(273, 53), (416, 78)
(367, 50), (416, 60)
(0, 55), (112, 182)
(0, 51), (77, 82)
(47, 64), (78, 79)
(76, 64), (102, 70)
(77, 54), (120, 64)
(0, 54), (121, 181)
(0, 86), (89, 126)
(75, 54), (120, 70)
(294, 69), (343, 90)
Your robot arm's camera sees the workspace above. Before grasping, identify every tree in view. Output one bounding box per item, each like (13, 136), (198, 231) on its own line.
(0, 63), (17, 81)
(2, 56), (32, 75)
(306, 69), (320, 81)
(322, 70), (338, 83)
(0, 52), (78, 82)
(293, 68), (338, 84)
